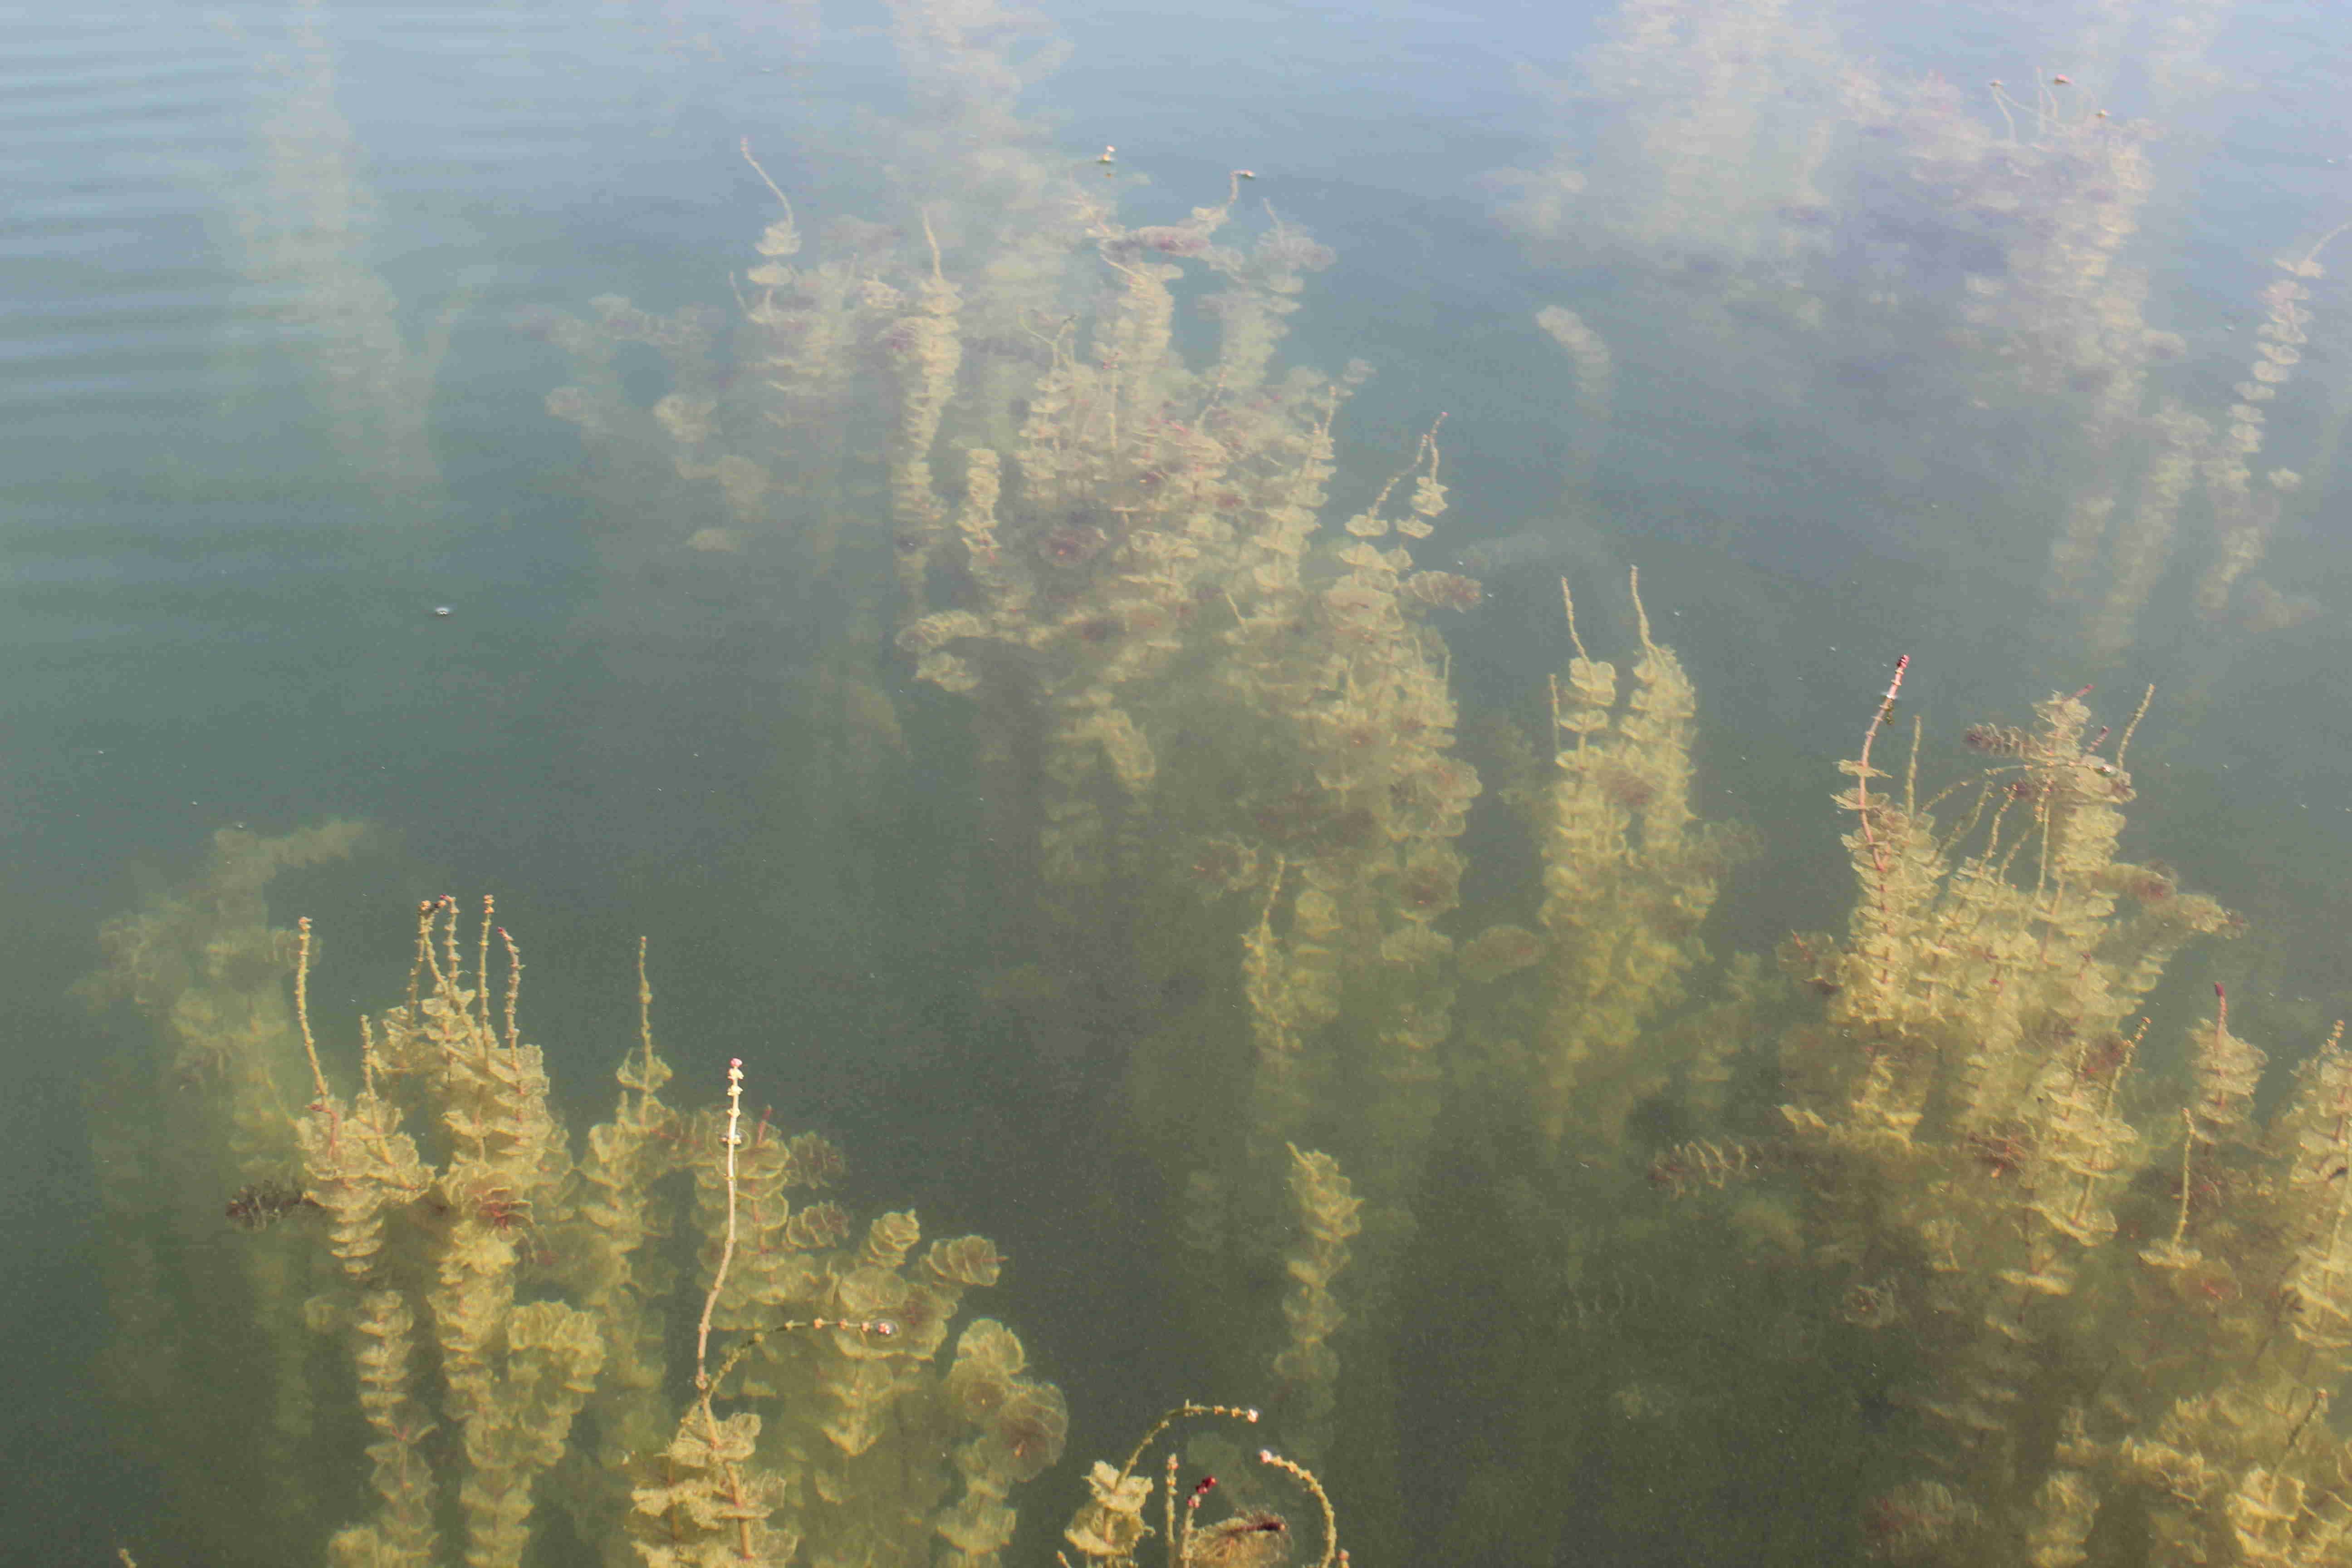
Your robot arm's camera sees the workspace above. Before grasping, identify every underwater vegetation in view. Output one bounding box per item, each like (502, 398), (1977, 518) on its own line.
(93, 868), (1073, 1568)
(81, 0), (2352, 1565)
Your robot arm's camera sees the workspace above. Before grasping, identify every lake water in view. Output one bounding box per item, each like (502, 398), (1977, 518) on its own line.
(10, 1), (2352, 1564)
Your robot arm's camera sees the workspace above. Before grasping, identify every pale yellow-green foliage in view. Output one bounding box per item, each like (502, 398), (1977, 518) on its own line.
(95, 879), (1063, 1568)
(1530, 577), (1748, 1149)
